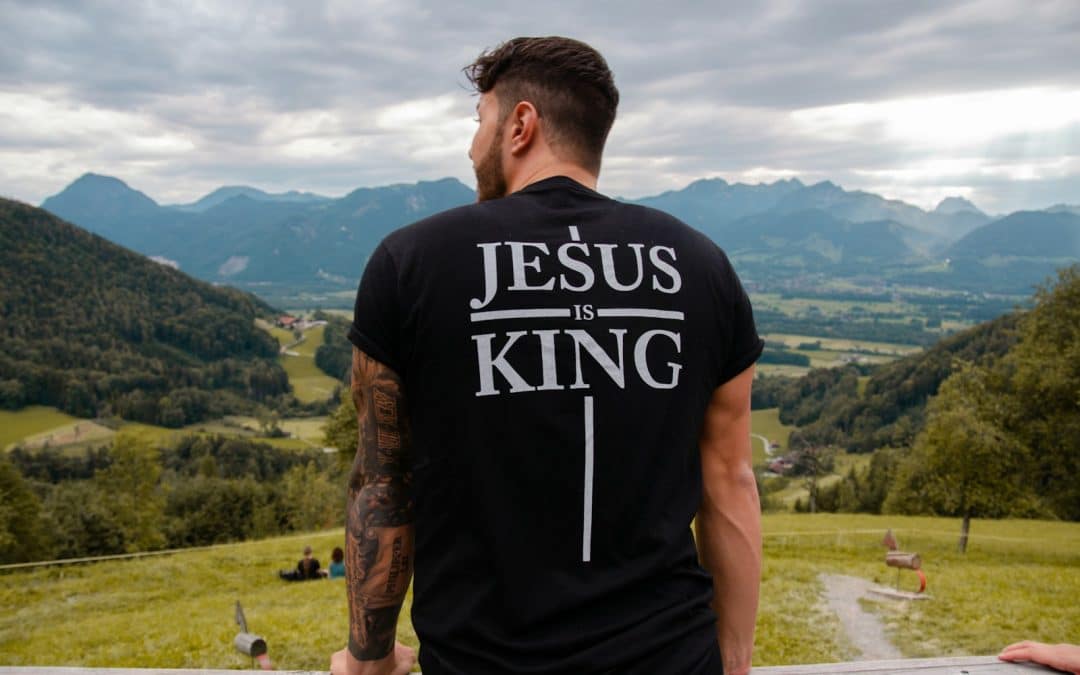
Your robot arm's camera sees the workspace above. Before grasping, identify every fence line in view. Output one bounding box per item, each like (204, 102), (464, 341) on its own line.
(763, 527), (1077, 544)
(4, 525), (1074, 572)
(0, 528), (344, 572)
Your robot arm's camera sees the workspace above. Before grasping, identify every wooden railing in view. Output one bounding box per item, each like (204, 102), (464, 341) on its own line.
(0, 657), (1061, 674)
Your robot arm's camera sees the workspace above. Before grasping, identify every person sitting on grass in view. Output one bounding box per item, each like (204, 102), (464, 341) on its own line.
(279, 545), (322, 581)
(326, 546), (346, 579)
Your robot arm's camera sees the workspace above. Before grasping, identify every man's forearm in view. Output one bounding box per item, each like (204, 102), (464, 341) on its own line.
(345, 481), (414, 660)
(346, 349), (415, 662)
(696, 463), (761, 675)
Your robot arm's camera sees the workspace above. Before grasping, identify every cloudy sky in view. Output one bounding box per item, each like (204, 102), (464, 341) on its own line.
(2, 0), (1078, 214)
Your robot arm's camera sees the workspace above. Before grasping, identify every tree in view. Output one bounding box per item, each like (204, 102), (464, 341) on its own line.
(1001, 265), (1080, 520)
(93, 434), (167, 553)
(279, 462), (343, 532)
(884, 364), (1038, 552)
(323, 388), (358, 467)
(45, 481), (128, 557)
(792, 443), (833, 514)
(0, 456), (52, 563)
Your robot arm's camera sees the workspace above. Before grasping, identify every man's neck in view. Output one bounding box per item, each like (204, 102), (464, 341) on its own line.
(508, 161), (598, 194)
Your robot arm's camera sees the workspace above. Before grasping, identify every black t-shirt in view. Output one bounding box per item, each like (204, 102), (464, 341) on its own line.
(349, 176), (763, 674)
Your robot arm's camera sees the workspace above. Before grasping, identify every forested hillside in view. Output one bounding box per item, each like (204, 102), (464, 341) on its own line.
(313, 314), (353, 381)
(763, 311), (1021, 452)
(778, 266), (1079, 524)
(0, 198), (290, 426)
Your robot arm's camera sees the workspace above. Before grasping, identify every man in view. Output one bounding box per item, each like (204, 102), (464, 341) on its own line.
(331, 36), (762, 675)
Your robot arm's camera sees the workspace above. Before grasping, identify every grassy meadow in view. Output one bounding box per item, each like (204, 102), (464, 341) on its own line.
(750, 407), (797, 461)
(273, 323), (342, 404)
(1, 410), (329, 456)
(756, 332), (922, 377)
(2, 514), (1075, 669)
(0, 407), (79, 450)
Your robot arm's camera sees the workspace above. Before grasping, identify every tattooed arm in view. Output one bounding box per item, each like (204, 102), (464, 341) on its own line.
(331, 347), (416, 675)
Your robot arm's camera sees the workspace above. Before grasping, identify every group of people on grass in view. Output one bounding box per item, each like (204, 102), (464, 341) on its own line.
(279, 545), (345, 581)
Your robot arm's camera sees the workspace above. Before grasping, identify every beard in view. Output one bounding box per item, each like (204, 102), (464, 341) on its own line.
(474, 133), (508, 202)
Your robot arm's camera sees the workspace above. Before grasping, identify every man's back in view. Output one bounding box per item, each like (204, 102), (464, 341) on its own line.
(350, 176), (762, 673)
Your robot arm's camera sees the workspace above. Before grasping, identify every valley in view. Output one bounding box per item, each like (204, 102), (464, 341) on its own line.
(3, 176), (1077, 577)
(2, 317), (339, 455)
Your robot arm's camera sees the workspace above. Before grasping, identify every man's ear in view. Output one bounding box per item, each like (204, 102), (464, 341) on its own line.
(507, 100), (539, 156)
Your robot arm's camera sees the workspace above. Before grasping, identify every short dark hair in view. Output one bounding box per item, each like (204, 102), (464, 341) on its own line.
(464, 36), (619, 172)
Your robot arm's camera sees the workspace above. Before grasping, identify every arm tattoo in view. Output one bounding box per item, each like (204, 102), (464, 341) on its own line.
(346, 348), (415, 662)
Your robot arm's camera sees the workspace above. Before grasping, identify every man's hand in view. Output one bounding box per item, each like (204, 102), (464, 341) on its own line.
(331, 643), (416, 675)
(999, 641), (1080, 674)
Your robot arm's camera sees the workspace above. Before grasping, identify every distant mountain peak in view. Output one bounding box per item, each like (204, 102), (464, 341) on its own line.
(41, 173), (161, 227)
(59, 173), (157, 202)
(934, 196), (983, 215)
(805, 180), (842, 194)
(173, 185), (332, 212)
(686, 177), (730, 190)
(1046, 203), (1080, 216)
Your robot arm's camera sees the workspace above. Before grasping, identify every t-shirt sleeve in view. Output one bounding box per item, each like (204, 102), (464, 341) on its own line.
(714, 248), (764, 387)
(348, 242), (404, 374)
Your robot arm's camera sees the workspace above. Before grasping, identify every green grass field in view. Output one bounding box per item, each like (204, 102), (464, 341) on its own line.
(766, 333), (923, 357)
(761, 514), (1080, 661)
(750, 408), (797, 464)
(757, 363), (814, 378)
(257, 318), (341, 404)
(275, 324), (341, 404)
(2, 514), (1075, 669)
(0, 407), (79, 450)
(0, 409), (330, 456)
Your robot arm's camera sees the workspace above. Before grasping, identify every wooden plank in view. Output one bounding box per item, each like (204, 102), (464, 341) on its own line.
(753, 656), (1058, 674)
(0, 658), (1061, 675)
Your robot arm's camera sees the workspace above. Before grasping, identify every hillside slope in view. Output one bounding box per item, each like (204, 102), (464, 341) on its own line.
(0, 198), (290, 426)
(946, 210), (1080, 259)
(780, 311), (1021, 452)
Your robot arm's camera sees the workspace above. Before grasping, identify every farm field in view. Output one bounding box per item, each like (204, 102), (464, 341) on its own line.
(752, 293), (911, 318)
(750, 407), (797, 463)
(1, 515), (1075, 669)
(757, 363), (812, 377)
(765, 333), (924, 357)
(0, 408), (329, 455)
(268, 322), (341, 404)
(0, 406), (78, 450)
(757, 333), (924, 376)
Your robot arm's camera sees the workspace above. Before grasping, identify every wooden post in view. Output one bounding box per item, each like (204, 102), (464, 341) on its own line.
(958, 514), (970, 553)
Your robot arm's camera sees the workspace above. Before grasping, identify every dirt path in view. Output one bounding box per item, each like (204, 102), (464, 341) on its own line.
(751, 433), (777, 457)
(819, 573), (903, 661)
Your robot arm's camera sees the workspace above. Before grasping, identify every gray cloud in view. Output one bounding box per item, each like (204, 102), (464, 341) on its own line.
(1, 0), (1077, 213)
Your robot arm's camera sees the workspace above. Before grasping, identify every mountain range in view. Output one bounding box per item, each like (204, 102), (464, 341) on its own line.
(39, 173), (1080, 298)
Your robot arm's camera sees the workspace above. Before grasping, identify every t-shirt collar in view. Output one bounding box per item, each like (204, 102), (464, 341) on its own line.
(515, 175), (604, 198)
